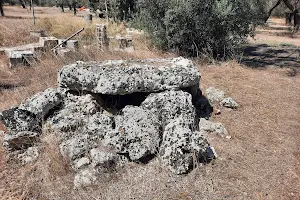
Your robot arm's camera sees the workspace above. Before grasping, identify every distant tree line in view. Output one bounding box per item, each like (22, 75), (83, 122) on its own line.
(1, 0), (299, 57)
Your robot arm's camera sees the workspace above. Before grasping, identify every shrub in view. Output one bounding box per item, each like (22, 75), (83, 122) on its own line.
(133, 0), (265, 58)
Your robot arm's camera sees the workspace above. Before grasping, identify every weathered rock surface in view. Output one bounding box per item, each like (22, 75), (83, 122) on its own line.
(58, 57), (200, 95)
(220, 97), (238, 109)
(3, 131), (40, 151)
(19, 88), (63, 119)
(0, 107), (41, 133)
(104, 106), (160, 161)
(86, 112), (114, 138)
(44, 94), (101, 134)
(60, 134), (97, 161)
(206, 87), (226, 103)
(0, 57), (219, 187)
(141, 90), (196, 126)
(74, 167), (98, 188)
(90, 148), (119, 173)
(72, 157), (90, 171)
(160, 117), (209, 174)
(199, 118), (228, 137)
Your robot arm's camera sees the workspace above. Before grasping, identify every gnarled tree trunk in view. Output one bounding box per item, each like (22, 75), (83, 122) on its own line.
(265, 0), (282, 22)
(0, 0), (4, 16)
(266, 0), (300, 21)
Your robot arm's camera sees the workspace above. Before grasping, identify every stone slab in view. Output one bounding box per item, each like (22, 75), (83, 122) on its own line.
(58, 57), (200, 95)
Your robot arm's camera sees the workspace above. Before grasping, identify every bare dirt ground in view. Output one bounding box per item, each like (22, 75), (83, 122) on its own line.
(244, 18), (300, 71)
(0, 7), (300, 200)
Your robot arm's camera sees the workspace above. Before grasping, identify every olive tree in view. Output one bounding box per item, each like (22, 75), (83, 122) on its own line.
(134, 0), (265, 58)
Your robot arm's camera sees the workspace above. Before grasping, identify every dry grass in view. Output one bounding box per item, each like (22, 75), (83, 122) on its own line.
(0, 6), (300, 200)
(199, 61), (300, 199)
(0, 6), (168, 110)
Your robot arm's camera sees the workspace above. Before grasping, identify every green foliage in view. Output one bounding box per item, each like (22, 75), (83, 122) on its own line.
(89, 0), (136, 20)
(272, 1), (290, 17)
(133, 0), (266, 58)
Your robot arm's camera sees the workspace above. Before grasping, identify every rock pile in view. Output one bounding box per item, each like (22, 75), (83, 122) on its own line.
(0, 57), (216, 187)
(206, 86), (238, 109)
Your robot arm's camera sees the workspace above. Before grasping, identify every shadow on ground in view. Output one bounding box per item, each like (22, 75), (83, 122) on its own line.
(0, 82), (25, 92)
(241, 44), (300, 70)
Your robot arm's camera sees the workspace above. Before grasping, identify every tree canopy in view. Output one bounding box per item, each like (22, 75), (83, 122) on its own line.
(132, 0), (266, 58)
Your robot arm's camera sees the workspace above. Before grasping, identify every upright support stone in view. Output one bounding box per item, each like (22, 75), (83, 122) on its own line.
(84, 14), (93, 24)
(8, 50), (35, 68)
(30, 30), (45, 38)
(39, 37), (59, 50)
(115, 34), (134, 52)
(96, 24), (109, 51)
(67, 40), (79, 51)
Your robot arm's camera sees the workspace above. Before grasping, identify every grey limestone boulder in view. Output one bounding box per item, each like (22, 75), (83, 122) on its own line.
(72, 157), (90, 171)
(74, 167), (98, 188)
(44, 94), (101, 134)
(0, 107), (41, 133)
(19, 88), (63, 119)
(220, 97), (238, 109)
(199, 118), (228, 137)
(206, 87), (226, 104)
(58, 57), (200, 95)
(86, 112), (114, 138)
(59, 134), (98, 161)
(141, 90), (196, 127)
(159, 117), (209, 174)
(90, 148), (119, 173)
(104, 106), (161, 161)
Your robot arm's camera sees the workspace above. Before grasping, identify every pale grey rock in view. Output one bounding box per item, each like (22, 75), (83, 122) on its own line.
(3, 131), (40, 151)
(45, 94), (100, 134)
(56, 87), (68, 99)
(141, 90), (196, 127)
(199, 118), (228, 136)
(159, 117), (209, 174)
(74, 167), (97, 188)
(59, 134), (98, 161)
(220, 97), (238, 109)
(17, 146), (40, 165)
(63, 93), (99, 115)
(45, 94), (115, 167)
(86, 113), (114, 138)
(72, 157), (90, 171)
(90, 148), (118, 173)
(58, 57), (200, 95)
(104, 106), (160, 161)
(206, 87), (226, 103)
(0, 107), (41, 133)
(19, 88), (63, 119)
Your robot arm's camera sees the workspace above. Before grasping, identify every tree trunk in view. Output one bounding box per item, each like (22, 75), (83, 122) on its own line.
(61, 2), (64, 12)
(265, 0), (282, 22)
(294, 12), (300, 32)
(285, 12), (292, 24)
(0, 0), (4, 16)
(19, 0), (26, 9)
(282, 0), (295, 11)
(73, 1), (76, 15)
